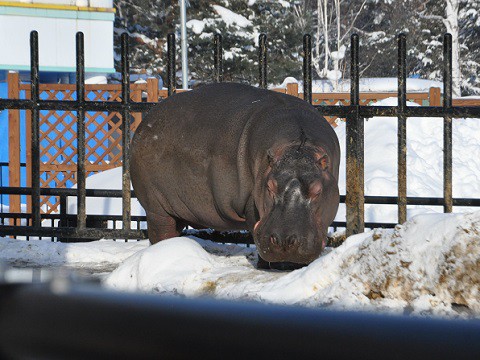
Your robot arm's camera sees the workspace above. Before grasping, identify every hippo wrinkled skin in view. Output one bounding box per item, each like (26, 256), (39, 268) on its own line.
(131, 83), (340, 269)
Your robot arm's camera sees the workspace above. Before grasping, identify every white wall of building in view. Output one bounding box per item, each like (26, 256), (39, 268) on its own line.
(0, 2), (114, 73)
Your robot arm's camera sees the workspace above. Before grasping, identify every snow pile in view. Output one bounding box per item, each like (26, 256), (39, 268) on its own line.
(0, 238), (147, 272)
(275, 77), (443, 93)
(104, 211), (480, 318)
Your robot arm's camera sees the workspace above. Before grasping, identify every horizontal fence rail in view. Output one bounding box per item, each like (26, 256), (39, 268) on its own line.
(0, 31), (480, 242)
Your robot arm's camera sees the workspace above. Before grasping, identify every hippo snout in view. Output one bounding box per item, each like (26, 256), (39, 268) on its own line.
(269, 233), (300, 251)
(257, 230), (322, 265)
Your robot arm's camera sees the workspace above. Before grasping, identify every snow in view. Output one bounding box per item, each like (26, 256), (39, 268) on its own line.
(334, 97), (480, 224)
(274, 77), (443, 93)
(186, 19), (205, 35)
(2, 211), (480, 318)
(212, 5), (252, 28)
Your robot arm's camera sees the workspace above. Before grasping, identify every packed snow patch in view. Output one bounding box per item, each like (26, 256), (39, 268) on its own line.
(104, 211), (480, 318)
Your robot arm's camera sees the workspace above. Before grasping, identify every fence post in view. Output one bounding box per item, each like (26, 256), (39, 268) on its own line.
(443, 34), (453, 213)
(286, 83), (299, 97)
(167, 33), (176, 97)
(146, 78), (159, 103)
(214, 34), (223, 83)
(303, 34), (312, 104)
(258, 34), (267, 89)
(397, 34), (407, 225)
(7, 72), (21, 223)
(345, 34), (364, 237)
(121, 33), (132, 234)
(429, 87), (441, 106)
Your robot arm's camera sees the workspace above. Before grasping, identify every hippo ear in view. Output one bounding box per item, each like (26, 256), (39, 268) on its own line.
(315, 152), (329, 171)
(267, 149), (276, 165)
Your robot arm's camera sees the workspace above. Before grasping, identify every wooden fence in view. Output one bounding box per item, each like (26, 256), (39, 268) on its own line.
(6, 72), (480, 215)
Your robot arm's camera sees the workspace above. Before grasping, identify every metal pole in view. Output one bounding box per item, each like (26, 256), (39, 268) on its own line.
(397, 33), (407, 224)
(121, 33), (131, 234)
(443, 33), (453, 213)
(30, 31), (41, 229)
(259, 34), (267, 89)
(303, 34), (312, 104)
(76, 32), (86, 230)
(345, 33), (364, 237)
(214, 34), (223, 83)
(180, 0), (189, 90)
(167, 33), (176, 96)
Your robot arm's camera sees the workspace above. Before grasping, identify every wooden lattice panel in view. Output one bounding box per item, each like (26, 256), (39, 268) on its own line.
(20, 82), (151, 214)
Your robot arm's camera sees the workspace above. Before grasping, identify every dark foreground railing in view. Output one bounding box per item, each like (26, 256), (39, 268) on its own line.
(0, 282), (479, 359)
(0, 31), (480, 242)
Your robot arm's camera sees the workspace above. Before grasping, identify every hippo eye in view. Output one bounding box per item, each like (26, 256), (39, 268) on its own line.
(267, 179), (278, 198)
(314, 153), (329, 171)
(308, 181), (322, 200)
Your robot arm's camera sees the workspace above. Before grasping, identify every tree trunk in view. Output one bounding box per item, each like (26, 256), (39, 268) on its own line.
(444, 0), (461, 97)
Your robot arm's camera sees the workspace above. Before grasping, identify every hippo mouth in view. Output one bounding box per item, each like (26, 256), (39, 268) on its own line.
(256, 256), (307, 271)
(253, 221), (323, 269)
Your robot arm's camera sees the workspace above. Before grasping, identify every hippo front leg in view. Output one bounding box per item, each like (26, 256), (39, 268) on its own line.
(146, 210), (184, 244)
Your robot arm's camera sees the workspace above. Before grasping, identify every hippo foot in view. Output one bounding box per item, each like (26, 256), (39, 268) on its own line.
(256, 255), (306, 271)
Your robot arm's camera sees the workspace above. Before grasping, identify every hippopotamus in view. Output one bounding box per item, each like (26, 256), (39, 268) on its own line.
(131, 82), (340, 269)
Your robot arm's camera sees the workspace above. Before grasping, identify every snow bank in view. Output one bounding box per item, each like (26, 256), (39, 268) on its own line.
(105, 238), (215, 294)
(275, 77), (443, 93)
(104, 211), (480, 318)
(0, 238), (147, 272)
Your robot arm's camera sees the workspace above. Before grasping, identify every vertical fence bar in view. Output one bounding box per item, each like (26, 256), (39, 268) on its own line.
(345, 33), (364, 237)
(76, 32), (86, 230)
(397, 33), (407, 224)
(7, 72), (21, 224)
(258, 34), (267, 89)
(30, 31), (41, 228)
(121, 33), (131, 233)
(303, 34), (312, 104)
(167, 33), (176, 97)
(214, 34), (223, 83)
(443, 33), (453, 213)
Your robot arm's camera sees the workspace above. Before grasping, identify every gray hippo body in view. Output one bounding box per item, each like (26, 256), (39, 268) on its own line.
(131, 83), (340, 267)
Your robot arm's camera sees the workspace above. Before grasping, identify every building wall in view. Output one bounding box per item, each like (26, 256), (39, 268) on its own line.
(0, 1), (115, 73)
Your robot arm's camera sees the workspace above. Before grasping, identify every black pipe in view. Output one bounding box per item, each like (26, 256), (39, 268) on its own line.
(167, 33), (176, 96)
(397, 33), (407, 224)
(303, 34), (312, 104)
(0, 98), (157, 111)
(443, 34), (453, 213)
(1, 99), (478, 118)
(345, 33), (364, 237)
(76, 32), (87, 230)
(258, 34), (267, 89)
(121, 33), (131, 235)
(214, 34), (223, 83)
(1, 283), (480, 360)
(30, 31), (41, 228)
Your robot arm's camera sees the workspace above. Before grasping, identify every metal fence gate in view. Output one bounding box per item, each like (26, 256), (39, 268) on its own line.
(0, 31), (479, 242)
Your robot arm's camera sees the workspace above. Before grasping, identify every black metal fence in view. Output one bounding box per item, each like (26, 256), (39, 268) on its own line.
(0, 31), (479, 242)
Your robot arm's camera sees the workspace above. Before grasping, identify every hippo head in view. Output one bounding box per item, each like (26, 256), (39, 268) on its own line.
(253, 144), (339, 266)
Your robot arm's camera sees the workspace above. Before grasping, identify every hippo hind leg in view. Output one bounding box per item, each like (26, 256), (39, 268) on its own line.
(146, 210), (186, 244)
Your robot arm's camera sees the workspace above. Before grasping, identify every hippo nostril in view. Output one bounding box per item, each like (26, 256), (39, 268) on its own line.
(286, 235), (298, 248)
(270, 234), (278, 246)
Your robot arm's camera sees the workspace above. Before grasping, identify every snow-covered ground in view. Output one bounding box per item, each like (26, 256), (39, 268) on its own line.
(1, 210), (479, 318)
(1, 95), (479, 319)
